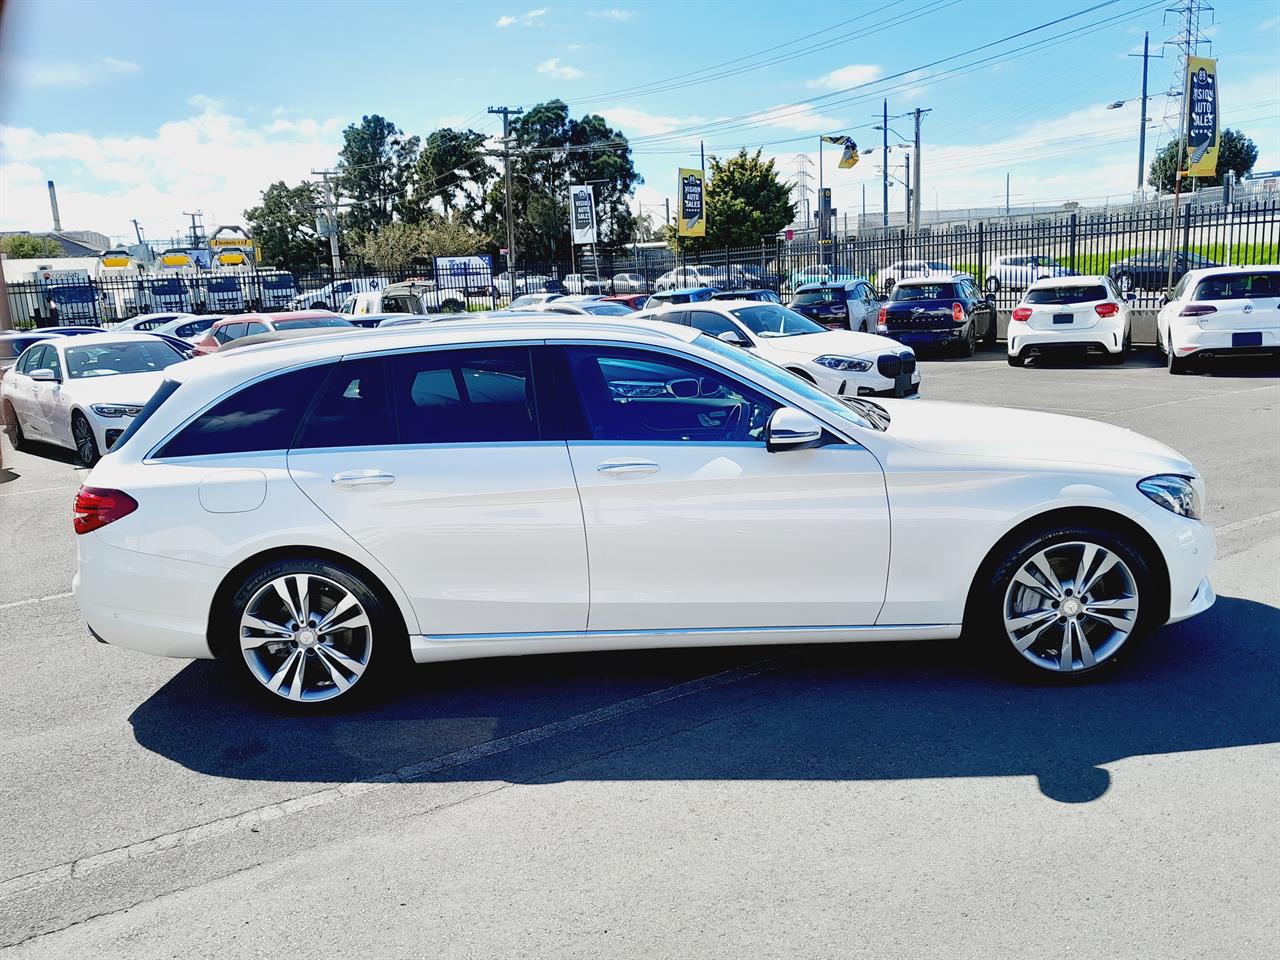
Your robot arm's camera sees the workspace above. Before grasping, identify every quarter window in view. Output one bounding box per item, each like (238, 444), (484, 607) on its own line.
(686, 310), (739, 338)
(296, 357), (395, 449)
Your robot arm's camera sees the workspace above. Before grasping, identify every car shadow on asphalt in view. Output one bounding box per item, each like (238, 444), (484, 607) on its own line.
(128, 595), (1279, 804)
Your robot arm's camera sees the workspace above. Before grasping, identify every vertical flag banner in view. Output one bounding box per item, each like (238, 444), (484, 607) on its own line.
(678, 168), (706, 237)
(569, 184), (597, 244)
(1185, 57), (1219, 177)
(821, 135), (860, 169)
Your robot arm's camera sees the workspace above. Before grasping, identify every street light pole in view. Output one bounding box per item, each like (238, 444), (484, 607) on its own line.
(881, 99), (889, 229)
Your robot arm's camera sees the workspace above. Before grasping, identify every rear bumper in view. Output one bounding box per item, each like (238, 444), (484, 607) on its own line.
(1171, 324), (1280, 357)
(74, 533), (222, 659)
(1009, 327), (1121, 356)
(884, 327), (963, 347)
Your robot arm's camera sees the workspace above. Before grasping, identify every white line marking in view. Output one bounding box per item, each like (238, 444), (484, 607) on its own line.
(0, 485), (76, 498)
(1216, 509), (1280, 536)
(0, 657), (780, 900)
(0, 591), (74, 611)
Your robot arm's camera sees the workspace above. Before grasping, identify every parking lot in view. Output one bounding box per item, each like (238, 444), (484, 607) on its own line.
(1, 347), (1277, 958)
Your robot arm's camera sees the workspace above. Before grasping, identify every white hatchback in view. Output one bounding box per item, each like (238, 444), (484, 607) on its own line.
(72, 317), (1215, 707)
(1156, 266), (1280, 374)
(637, 300), (920, 399)
(1007, 276), (1133, 367)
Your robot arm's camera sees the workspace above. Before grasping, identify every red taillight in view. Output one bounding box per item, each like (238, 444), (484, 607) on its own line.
(73, 486), (138, 535)
(1011, 307), (1032, 322)
(951, 302), (964, 323)
(1180, 304), (1217, 317)
(878, 306), (887, 326)
(1094, 302), (1120, 318)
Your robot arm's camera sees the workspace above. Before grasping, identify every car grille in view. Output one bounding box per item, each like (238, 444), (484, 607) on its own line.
(877, 352), (916, 378)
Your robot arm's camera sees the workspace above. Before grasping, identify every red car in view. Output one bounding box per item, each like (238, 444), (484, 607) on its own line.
(599, 294), (647, 311)
(193, 311), (352, 355)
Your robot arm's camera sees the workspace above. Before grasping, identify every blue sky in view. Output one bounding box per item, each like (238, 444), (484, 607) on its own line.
(1, 0), (1277, 243)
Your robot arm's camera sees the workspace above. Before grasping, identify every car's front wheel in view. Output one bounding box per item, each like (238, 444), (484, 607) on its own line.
(227, 558), (405, 707)
(72, 412), (100, 466)
(977, 526), (1155, 680)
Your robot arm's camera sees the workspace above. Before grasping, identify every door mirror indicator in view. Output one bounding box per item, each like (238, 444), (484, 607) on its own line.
(766, 407), (824, 453)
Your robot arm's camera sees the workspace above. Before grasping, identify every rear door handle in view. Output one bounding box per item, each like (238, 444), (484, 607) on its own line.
(596, 459), (660, 477)
(331, 470), (396, 488)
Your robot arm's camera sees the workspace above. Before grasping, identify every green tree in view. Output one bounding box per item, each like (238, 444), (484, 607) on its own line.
(0, 234), (65, 258)
(337, 115), (420, 237)
(243, 181), (325, 275)
(668, 149), (795, 252)
(1148, 127), (1259, 193)
(410, 128), (496, 222)
(353, 213), (490, 273)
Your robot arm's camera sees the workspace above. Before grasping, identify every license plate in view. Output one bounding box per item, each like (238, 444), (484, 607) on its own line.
(1233, 331), (1263, 347)
(1053, 313), (1073, 324)
(894, 373), (912, 397)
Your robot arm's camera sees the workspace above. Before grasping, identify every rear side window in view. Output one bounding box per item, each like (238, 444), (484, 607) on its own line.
(1025, 285), (1107, 305)
(1192, 273), (1279, 300)
(295, 356), (395, 449)
(215, 322), (245, 344)
(156, 364), (333, 458)
(389, 347), (537, 444)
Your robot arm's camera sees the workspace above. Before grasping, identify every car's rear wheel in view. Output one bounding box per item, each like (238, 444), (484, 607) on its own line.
(1007, 352), (1025, 367)
(985, 276), (1001, 294)
(1166, 333), (1193, 375)
(977, 526), (1155, 681)
(228, 559), (406, 708)
(1115, 272), (1134, 294)
(72, 412), (100, 466)
(3, 401), (29, 451)
(441, 299), (465, 313)
(957, 321), (977, 357)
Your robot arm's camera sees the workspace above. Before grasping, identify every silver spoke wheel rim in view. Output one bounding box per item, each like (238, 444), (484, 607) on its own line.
(74, 418), (95, 461)
(239, 573), (372, 702)
(1002, 541), (1139, 673)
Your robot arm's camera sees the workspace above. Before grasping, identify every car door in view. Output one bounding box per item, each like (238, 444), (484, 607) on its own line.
(287, 345), (588, 637)
(7, 345), (45, 439)
(555, 342), (890, 631)
(35, 343), (73, 446)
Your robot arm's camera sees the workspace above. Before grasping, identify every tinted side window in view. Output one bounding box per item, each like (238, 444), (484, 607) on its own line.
(563, 346), (778, 444)
(389, 347), (537, 444)
(156, 364), (333, 458)
(686, 310), (737, 338)
(295, 356), (394, 449)
(17, 345), (44, 374)
(243, 322), (268, 336)
(43, 346), (63, 379)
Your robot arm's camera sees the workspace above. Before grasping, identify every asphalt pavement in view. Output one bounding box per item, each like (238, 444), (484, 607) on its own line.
(1, 346), (1277, 959)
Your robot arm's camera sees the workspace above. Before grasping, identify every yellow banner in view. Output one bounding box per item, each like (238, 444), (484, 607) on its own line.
(1185, 56), (1219, 178)
(678, 168), (705, 237)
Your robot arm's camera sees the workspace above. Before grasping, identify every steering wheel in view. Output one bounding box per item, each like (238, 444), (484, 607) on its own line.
(720, 401), (748, 441)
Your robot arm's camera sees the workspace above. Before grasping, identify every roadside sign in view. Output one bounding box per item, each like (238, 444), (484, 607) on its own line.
(678, 168), (706, 238)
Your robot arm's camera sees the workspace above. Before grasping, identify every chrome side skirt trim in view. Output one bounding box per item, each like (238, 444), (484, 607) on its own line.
(409, 623), (961, 664)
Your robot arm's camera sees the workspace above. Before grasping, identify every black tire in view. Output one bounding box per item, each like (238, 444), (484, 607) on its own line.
(972, 524), (1157, 682)
(983, 313), (998, 347)
(1115, 272), (1134, 295)
(1166, 334), (1193, 375)
(441, 299), (465, 313)
(72, 412), (100, 466)
(1105, 329), (1129, 365)
(309, 301), (329, 311)
(985, 275), (1001, 294)
(219, 556), (408, 709)
(4, 401), (30, 452)
(1007, 352), (1025, 367)
(956, 321), (977, 358)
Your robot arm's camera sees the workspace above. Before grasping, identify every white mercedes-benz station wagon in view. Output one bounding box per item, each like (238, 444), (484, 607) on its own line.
(71, 318), (1216, 707)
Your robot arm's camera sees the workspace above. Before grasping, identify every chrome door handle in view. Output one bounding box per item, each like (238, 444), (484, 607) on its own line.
(596, 459), (660, 477)
(331, 470), (396, 488)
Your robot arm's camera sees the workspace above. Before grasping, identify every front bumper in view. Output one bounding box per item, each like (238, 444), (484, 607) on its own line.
(806, 363), (921, 399)
(74, 533), (222, 659)
(1137, 503), (1216, 625)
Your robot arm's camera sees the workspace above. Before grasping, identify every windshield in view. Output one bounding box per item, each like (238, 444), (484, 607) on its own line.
(926, 261), (951, 270)
(207, 278), (239, 292)
(581, 303), (636, 316)
(696, 334), (876, 431)
(274, 316), (352, 330)
(151, 279), (185, 294)
(65, 341), (183, 379)
(1193, 272), (1280, 300)
(792, 289), (844, 306)
(263, 275), (295, 289)
(730, 303), (825, 338)
(49, 286), (95, 304)
(1026, 285), (1107, 304)
(891, 283), (958, 301)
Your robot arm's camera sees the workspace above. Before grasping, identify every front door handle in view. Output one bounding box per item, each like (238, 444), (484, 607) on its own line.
(331, 469), (396, 488)
(596, 459), (660, 478)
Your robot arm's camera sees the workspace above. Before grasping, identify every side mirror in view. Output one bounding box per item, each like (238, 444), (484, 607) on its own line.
(717, 330), (749, 347)
(985, 294), (997, 306)
(766, 407), (824, 453)
(1125, 292), (1137, 303)
(1158, 292), (1169, 307)
(30, 368), (58, 382)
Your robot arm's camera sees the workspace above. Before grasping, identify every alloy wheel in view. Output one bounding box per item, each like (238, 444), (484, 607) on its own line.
(1001, 541), (1139, 673)
(239, 573), (373, 702)
(73, 415), (99, 464)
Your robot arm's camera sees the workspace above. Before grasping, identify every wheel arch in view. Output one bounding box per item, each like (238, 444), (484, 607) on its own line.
(206, 545), (412, 660)
(786, 366), (817, 383)
(961, 506), (1171, 630)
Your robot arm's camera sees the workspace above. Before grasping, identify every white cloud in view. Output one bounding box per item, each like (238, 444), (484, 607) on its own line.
(598, 106), (707, 137)
(0, 100), (345, 240)
(754, 104), (843, 133)
(589, 8), (634, 20)
(496, 7), (547, 28)
(8, 56), (141, 90)
(807, 64), (881, 91)
(537, 58), (585, 80)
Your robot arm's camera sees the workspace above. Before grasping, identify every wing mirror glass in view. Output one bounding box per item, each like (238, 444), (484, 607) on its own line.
(717, 330), (749, 347)
(30, 368), (58, 382)
(766, 407), (824, 453)
(1125, 292), (1137, 302)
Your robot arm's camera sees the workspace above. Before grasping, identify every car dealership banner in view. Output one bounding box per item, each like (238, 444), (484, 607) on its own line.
(678, 168), (706, 237)
(569, 184), (597, 245)
(1185, 56), (1219, 178)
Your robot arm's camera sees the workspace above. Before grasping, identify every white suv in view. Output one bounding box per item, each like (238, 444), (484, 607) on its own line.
(73, 317), (1214, 706)
(1156, 266), (1280, 375)
(1007, 275), (1133, 367)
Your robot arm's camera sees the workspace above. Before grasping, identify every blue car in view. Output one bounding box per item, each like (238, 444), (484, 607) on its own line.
(644, 287), (718, 308)
(789, 279), (881, 331)
(879, 275), (997, 356)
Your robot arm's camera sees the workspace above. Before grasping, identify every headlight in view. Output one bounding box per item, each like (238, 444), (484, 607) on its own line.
(814, 355), (873, 372)
(91, 404), (143, 418)
(1137, 475), (1201, 519)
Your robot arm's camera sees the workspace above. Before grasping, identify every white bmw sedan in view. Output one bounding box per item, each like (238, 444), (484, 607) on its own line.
(636, 300), (920, 400)
(72, 318), (1215, 707)
(2, 332), (186, 464)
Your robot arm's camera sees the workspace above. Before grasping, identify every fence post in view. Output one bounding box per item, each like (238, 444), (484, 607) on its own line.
(977, 220), (985, 283)
(1068, 213), (1078, 274)
(1180, 203), (1193, 259)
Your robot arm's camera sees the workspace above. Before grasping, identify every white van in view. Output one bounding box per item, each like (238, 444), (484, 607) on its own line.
(336, 280), (466, 316)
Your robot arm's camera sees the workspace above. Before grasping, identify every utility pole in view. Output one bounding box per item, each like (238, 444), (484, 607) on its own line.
(911, 107), (930, 230)
(181, 211), (204, 248)
(881, 99), (889, 228)
(1006, 173), (1011, 217)
(130, 219), (144, 245)
(488, 105), (524, 277)
(311, 169), (342, 274)
(904, 153), (911, 226)
(1136, 32), (1152, 193)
